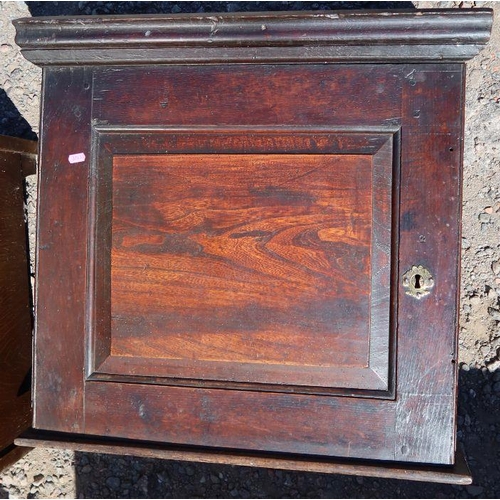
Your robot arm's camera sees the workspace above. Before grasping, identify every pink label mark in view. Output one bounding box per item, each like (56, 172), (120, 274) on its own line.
(68, 152), (86, 164)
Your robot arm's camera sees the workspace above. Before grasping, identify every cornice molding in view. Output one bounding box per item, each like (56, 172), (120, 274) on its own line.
(14, 9), (493, 66)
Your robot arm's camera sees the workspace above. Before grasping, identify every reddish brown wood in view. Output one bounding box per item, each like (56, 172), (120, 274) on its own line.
(89, 131), (395, 394)
(0, 135), (36, 469)
(0, 135), (36, 176)
(11, 10), (493, 480)
(394, 66), (465, 464)
(110, 153), (373, 379)
(92, 65), (402, 128)
(84, 381), (396, 460)
(35, 61), (462, 464)
(46, 61), (461, 464)
(33, 68), (92, 433)
(111, 153), (373, 362)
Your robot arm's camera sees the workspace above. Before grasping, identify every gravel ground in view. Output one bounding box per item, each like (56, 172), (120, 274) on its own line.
(1, 1), (499, 498)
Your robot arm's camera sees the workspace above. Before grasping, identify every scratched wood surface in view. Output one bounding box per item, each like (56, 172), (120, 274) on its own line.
(394, 66), (465, 464)
(92, 65), (402, 128)
(14, 10), (492, 66)
(14, 430), (473, 485)
(90, 131), (394, 393)
(87, 130), (393, 393)
(86, 63), (461, 464)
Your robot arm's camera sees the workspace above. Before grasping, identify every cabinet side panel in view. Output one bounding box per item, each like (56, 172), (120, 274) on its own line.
(33, 68), (92, 433)
(0, 148), (33, 456)
(395, 65), (464, 464)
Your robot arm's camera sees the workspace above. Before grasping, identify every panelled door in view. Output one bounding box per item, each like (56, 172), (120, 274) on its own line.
(33, 63), (463, 465)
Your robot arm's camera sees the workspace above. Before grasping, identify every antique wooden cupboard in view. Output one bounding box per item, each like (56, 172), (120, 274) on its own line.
(2, 9), (493, 483)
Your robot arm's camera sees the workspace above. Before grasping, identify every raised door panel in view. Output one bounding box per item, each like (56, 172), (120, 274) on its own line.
(90, 131), (395, 395)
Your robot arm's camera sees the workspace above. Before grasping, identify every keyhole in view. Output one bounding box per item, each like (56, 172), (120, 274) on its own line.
(402, 265), (433, 299)
(413, 274), (422, 289)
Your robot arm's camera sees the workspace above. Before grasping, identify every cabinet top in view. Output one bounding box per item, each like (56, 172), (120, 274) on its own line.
(14, 9), (492, 66)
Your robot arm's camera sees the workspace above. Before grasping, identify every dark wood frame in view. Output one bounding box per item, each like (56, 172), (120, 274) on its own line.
(14, 9), (492, 65)
(29, 60), (467, 466)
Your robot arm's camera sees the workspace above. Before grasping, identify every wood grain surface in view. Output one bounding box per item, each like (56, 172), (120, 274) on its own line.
(84, 381), (396, 460)
(15, 430), (473, 485)
(0, 136), (36, 466)
(93, 65), (402, 128)
(33, 67), (92, 433)
(111, 153), (372, 371)
(393, 66), (464, 464)
(14, 10), (493, 65)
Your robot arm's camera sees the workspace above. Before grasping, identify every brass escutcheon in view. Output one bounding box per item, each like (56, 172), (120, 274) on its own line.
(402, 265), (434, 299)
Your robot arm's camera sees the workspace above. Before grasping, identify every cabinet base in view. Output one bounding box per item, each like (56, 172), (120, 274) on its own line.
(16, 430), (471, 485)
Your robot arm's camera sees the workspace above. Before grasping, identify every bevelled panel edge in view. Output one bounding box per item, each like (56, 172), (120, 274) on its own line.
(13, 9), (493, 66)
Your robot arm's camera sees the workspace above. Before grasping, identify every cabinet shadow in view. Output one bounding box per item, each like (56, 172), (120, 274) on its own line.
(0, 89), (37, 141)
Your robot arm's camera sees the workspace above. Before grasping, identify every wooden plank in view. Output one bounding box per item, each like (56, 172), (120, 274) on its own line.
(394, 65), (464, 464)
(33, 67), (92, 433)
(0, 134), (37, 156)
(15, 430), (472, 485)
(84, 381), (396, 462)
(0, 445), (31, 473)
(0, 135), (37, 176)
(92, 65), (402, 127)
(0, 136), (36, 471)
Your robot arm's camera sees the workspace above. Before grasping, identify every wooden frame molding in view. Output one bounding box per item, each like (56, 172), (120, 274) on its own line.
(14, 10), (493, 65)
